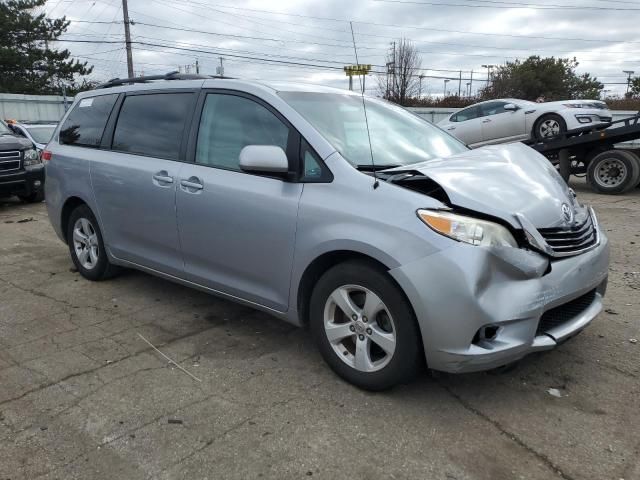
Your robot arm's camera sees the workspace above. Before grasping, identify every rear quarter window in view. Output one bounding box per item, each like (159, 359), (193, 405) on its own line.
(59, 94), (118, 147)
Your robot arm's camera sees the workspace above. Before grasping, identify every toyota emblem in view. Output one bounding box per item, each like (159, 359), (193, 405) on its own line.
(561, 203), (573, 223)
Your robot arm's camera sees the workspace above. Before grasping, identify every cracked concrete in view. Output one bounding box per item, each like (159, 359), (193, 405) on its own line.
(1, 179), (639, 480)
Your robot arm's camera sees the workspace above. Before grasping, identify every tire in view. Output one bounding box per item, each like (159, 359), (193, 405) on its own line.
(309, 261), (423, 391)
(66, 204), (119, 281)
(18, 190), (44, 203)
(534, 113), (567, 140)
(586, 150), (640, 195)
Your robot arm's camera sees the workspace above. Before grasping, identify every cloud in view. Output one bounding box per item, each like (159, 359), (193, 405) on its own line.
(47, 0), (639, 96)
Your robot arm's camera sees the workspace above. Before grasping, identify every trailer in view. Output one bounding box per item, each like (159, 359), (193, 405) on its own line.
(525, 113), (640, 194)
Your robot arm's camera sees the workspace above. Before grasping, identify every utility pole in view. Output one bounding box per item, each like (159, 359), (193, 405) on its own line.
(469, 70), (473, 97)
(466, 82), (471, 97)
(623, 70), (635, 95)
(391, 41), (396, 97)
(122, 0), (134, 78)
(458, 70), (462, 97)
(195, 59), (200, 74)
(443, 79), (450, 97)
(216, 57), (225, 77)
(418, 74), (426, 98)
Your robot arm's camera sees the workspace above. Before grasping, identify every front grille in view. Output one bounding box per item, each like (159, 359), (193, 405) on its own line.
(0, 150), (21, 172)
(537, 289), (597, 335)
(538, 213), (597, 256)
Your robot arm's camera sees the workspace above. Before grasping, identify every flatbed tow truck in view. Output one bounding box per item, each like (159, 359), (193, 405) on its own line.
(524, 113), (640, 194)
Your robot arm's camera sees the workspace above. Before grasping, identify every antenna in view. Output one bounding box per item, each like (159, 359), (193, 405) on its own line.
(349, 21), (379, 190)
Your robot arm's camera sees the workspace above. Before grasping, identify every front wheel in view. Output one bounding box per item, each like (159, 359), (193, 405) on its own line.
(534, 113), (567, 140)
(309, 261), (423, 391)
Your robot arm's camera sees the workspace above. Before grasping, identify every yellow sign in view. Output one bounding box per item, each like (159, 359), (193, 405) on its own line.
(344, 64), (372, 76)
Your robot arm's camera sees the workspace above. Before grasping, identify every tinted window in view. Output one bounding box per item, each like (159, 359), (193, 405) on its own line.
(300, 139), (323, 181)
(196, 94), (290, 171)
(481, 101), (508, 116)
(60, 94), (118, 147)
(112, 93), (192, 160)
(452, 105), (480, 122)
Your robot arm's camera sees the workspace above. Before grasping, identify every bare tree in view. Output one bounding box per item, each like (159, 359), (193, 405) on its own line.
(378, 39), (422, 106)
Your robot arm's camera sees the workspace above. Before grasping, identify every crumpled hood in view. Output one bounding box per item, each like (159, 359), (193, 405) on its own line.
(0, 134), (32, 151)
(386, 142), (583, 229)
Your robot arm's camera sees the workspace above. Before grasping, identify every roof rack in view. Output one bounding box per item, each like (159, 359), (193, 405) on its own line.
(95, 70), (217, 89)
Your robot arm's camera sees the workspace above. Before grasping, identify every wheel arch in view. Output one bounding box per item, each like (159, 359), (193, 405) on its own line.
(60, 196), (89, 244)
(296, 250), (416, 330)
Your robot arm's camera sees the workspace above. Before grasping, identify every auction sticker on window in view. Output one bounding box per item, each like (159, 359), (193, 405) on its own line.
(79, 98), (94, 108)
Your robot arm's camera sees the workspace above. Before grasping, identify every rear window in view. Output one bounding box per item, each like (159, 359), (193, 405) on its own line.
(112, 93), (192, 160)
(59, 94), (118, 147)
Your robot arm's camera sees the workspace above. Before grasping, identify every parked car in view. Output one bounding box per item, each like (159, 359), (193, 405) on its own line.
(7, 120), (58, 151)
(438, 98), (612, 148)
(44, 77), (609, 390)
(0, 120), (45, 202)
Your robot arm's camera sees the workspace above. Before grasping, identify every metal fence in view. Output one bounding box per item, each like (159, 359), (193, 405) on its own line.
(0, 93), (73, 123)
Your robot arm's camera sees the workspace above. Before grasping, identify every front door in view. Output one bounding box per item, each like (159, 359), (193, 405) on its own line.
(176, 92), (302, 311)
(480, 101), (526, 143)
(91, 91), (195, 275)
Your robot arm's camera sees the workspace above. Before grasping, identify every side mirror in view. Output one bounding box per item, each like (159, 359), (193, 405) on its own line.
(239, 145), (289, 174)
(503, 103), (519, 112)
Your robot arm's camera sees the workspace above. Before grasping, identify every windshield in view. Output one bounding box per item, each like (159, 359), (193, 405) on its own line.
(26, 126), (56, 144)
(0, 122), (11, 135)
(279, 92), (468, 167)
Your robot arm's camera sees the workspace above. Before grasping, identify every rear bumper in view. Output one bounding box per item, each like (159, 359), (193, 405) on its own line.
(390, 229), (609, 373)
(0, 165), (45, 197)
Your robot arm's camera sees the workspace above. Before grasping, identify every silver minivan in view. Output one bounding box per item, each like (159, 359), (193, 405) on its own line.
(44, 76), (609, 390)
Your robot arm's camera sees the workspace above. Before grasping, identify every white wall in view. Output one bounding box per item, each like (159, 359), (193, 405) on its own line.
(0, 93), (73, 122)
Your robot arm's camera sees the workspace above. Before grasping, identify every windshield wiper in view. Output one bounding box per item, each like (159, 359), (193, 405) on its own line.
(356, 164), (400, 172)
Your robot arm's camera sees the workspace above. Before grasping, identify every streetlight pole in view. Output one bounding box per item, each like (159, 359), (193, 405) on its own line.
(418, 74), (426, 98)
(482, 64), (495, 86)
(623, 70), (635, 95)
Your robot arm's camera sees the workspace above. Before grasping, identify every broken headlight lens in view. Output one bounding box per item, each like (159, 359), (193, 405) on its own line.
(417, 210), (518, 247)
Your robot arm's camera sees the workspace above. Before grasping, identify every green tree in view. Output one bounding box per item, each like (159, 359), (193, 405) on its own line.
(0, 0), (93, 95)
(629, 77), (640, 99)
(480, 56), (603, 101)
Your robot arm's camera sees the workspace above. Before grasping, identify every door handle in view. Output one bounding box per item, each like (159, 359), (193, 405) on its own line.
(482, 119), (492, 123)
(447, 126), (456, 131)
(152, 171), (173, 184)
(180, 177), (204, 191)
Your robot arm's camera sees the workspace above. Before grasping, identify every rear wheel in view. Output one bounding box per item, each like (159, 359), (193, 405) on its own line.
(309, 261), (422, 391)
(534, 113), (567, 140)
(586, 150), (640, 194)
(66, 205), (119, 280)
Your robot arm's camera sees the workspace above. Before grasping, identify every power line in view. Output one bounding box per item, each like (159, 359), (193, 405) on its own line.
(373, 0), (640, 10)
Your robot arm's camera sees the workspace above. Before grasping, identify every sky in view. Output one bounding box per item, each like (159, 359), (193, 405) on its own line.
(42, 0), (640, 98)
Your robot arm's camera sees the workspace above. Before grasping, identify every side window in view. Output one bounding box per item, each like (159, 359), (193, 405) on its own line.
(481, 101), (507, 116)
(453, 106), (480, 122)
(300, 139), (323, 181)
(196, 94), (290, 171)
(112, 93), (192, 160)
(60, 94), (118, 147)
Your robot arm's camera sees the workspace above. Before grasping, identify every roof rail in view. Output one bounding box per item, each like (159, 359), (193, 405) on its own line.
(95, 70), (212, 89)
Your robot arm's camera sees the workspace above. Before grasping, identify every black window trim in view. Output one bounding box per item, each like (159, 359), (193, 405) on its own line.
(185, 88), (333, 183)
(104, 88), (199, 162)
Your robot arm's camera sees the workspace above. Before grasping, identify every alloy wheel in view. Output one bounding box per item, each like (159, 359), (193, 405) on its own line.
(323, 284), (396, 372)
(73, 218), (99, 270)
(539, 119), (561, 138)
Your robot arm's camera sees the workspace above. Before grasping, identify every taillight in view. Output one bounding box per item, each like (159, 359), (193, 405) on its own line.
(42, 150), (52, 162)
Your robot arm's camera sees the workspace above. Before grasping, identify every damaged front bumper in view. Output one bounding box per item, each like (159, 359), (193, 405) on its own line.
(389, 229), (609, 373)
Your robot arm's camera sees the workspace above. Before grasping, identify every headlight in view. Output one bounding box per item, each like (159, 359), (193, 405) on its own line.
(23, 148), (41, 166)
(417, 209), (518, 248)
(563, 103), (589, 109)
